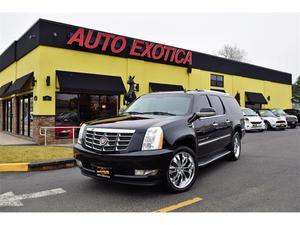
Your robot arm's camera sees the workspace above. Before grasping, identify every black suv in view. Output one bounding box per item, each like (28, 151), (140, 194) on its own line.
(74, 90), (245, 192)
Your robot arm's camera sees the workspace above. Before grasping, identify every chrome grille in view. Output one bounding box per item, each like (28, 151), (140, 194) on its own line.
(84, 128), (135, 152)
(251, 121), (262, 125)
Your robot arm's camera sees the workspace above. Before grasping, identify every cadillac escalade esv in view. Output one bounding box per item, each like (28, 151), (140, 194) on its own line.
(74, 90), (245, 192)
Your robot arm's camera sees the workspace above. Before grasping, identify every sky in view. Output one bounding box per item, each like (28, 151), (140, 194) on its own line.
(0, 12), (299, 82)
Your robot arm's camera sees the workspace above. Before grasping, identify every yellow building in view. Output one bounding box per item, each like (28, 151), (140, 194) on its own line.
(0, 19), (292, 144)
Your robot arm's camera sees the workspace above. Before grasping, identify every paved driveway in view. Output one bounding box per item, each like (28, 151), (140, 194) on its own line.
(0, 132), (36, 146)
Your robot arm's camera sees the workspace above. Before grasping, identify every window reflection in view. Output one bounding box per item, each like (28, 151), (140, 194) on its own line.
(55, 93), (118, 139)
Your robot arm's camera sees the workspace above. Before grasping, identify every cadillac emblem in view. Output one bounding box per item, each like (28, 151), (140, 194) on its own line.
(99, 136), (109, 146)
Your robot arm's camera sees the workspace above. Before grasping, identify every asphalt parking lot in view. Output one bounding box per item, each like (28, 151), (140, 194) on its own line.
(1, 128), (299, 212)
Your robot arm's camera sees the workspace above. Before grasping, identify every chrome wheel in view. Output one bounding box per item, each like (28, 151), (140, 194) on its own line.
(168, 151), (195, 189)
(233, 135), (240, 158)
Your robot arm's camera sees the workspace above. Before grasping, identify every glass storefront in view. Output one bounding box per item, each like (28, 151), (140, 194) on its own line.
(55, 93), (119, 139)
(3, 99), (12, 132)
(18, 95), (33, 137)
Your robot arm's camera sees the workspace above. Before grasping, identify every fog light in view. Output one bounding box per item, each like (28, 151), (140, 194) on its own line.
(135, 169), (159, 176)
(76, 160), (82, 167)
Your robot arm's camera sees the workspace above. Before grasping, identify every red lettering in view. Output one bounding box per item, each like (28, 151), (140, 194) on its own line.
(101, 33), (115, 51)
(111, 36), (127, 53)
(169, 48), (177, 62)
(67, 28), (84, 47)
(129, 40), (144, 56)
(152, 44), (164, 60)
(141, 42), (154, 58)
(183, 51), (192, 65)
(164, 46), (176, 62)
(175, 49), (185, 64)
(84, 30), (102, 49)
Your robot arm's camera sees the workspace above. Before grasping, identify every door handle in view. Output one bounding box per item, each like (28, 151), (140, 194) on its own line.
(212, 122), (218, 127)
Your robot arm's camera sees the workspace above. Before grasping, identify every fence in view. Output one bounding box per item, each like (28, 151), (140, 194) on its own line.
(39, 126), (81, 146)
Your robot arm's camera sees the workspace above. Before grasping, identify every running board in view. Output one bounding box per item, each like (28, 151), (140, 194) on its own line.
(198, 151), (231, 167)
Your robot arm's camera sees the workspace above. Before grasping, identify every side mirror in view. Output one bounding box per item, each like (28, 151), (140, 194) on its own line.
(188, 107), (216, 123)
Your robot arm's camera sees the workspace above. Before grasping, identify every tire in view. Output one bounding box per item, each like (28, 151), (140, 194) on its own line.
(264, 121), (271, 130)
(227, 132), (241, 161)
(290, 124), (297, 129)
(163, 146), (198, 193)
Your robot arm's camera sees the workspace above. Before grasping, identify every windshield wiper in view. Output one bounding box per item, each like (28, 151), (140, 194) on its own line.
(124, 111), (145, 115)
(142, 111), (176, 116)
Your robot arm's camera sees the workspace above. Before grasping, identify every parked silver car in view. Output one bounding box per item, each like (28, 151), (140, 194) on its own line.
(270, 108), (298, 128)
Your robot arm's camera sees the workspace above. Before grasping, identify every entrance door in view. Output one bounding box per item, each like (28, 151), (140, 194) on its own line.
(19, 95), (33, 137)
(4, 99), (12, 132)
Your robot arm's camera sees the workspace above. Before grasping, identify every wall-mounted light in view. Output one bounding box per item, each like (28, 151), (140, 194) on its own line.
(31, 76), (37, 86)
(267, 96), (271, 101)
(187, 67), (192, 74)
(46, 76), (51, 86)
(135, 83), (140, 92)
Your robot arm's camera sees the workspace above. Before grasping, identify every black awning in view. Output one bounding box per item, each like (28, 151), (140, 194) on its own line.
(56, 71), (126, 95)
(0, 81), (12, 97)
(211, 88), (226, 93)
(149, 82), (184, 92)
(4, 73), (33, 96)
(245, 91), (268, 104)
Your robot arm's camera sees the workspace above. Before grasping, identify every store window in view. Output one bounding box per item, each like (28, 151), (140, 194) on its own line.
(211, 74), (224, 87)
(55, 93), (118, 139)
(3, 99), (13, 132)
(18, 95), (33, 137)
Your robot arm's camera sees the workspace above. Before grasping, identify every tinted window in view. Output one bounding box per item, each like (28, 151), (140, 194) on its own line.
(208, 95), (225, 115)
(197, 95), (211, 110)
(221, 96), (241, 114)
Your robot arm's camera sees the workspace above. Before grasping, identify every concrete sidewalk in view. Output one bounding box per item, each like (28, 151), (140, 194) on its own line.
(0, 132), (36, 146)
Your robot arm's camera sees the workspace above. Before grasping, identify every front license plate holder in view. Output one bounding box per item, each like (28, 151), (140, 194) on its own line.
(95, 166), (111, 178)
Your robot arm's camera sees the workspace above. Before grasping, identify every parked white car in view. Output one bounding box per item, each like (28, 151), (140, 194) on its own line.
(242, 108), (265, 132)
(257, 109), (287, 130)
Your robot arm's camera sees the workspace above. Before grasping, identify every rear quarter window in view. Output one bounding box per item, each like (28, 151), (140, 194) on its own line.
(220, 96), (242, 115)
(208, 95), (225, 115)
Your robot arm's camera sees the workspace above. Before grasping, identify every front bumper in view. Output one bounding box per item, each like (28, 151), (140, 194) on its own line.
(270, 122), (287, 129)
(244, 122), (265, 131)
(74, 144), (173, 186)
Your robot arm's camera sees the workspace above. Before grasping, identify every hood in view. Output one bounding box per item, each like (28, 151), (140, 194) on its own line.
(85, 115), (183, 132)
(277, 116), (287, 121)
(244, 116), (263, 122)
(284, 114), (298, 122)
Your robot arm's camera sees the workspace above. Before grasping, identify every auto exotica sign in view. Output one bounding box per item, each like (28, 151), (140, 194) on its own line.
(67, 28), (192, 66)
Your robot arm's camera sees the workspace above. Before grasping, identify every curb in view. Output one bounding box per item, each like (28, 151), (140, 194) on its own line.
(0, 158), (76, 172)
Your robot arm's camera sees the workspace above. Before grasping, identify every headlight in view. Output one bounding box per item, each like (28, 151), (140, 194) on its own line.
(142, 127), (164, 150)
(78, 123), (87, 144)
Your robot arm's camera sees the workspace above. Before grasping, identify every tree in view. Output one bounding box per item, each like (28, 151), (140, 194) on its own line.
(292, 75), (300, 103)
(216, 44), (248, 62)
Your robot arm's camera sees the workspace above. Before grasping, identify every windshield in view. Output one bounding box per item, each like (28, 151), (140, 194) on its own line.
(123, 94), (193, 116)
(258, 110), (275, 117)
(242, 108), (258, 116)
(271, 109), (286, 116)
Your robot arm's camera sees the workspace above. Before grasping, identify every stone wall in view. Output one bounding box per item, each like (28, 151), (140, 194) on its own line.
(32, 115), (56, 145)
(12, 97), (18, 134)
